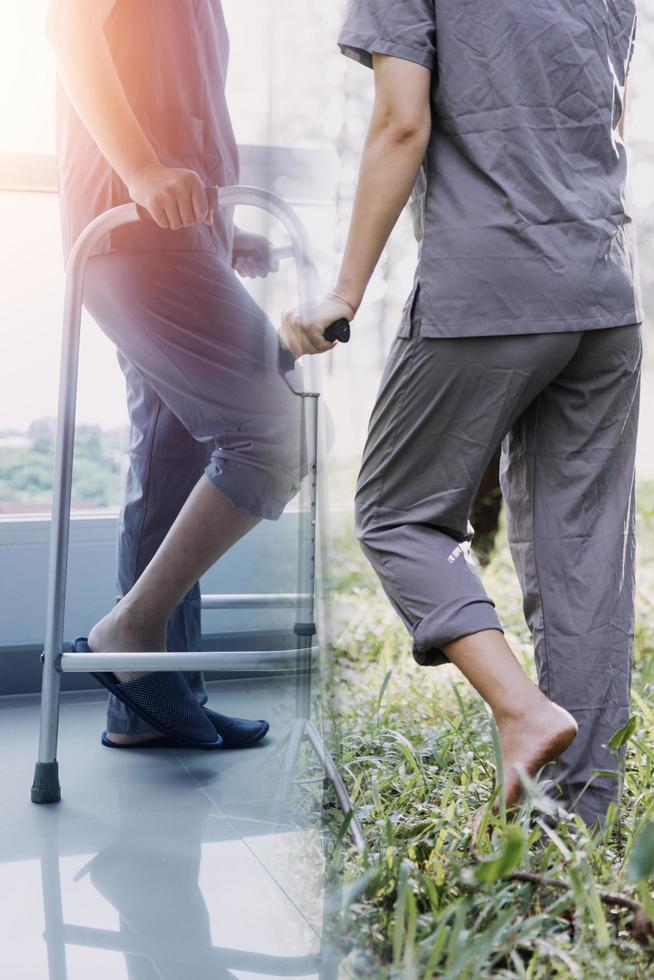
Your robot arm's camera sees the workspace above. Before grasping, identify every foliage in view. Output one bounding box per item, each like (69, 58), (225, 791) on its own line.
(322, 481), (654, 978)
(0, 423), (127, 512)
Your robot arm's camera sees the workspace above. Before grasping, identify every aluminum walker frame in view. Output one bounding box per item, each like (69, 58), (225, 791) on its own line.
(30, 184), (364, 854)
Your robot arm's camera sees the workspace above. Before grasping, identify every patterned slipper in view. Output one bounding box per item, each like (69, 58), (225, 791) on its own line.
(204, 707), (269, 749)
(73, 637), (222, 749)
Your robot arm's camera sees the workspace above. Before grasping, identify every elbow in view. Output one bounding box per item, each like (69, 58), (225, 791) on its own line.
(378, 111), (431, 150)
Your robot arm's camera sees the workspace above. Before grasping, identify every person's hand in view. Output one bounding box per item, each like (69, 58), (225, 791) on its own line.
(280, 294), (355, 358)
(232, 230), (279, 279)
(126, 163), (214, 229)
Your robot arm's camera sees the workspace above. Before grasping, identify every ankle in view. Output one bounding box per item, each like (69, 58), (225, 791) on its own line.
(114, 595), (163, 637)
(492, 690), (550, 726)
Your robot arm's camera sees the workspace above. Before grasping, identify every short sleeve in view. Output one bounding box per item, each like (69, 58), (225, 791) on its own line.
(338, 0), (436, 72)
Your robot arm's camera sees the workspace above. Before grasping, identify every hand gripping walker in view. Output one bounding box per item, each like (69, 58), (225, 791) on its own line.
(30, 185), (364, 854)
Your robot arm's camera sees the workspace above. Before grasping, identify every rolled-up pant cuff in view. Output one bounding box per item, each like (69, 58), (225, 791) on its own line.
(411, 597), (504, 667)
(204, 455), (301, 522)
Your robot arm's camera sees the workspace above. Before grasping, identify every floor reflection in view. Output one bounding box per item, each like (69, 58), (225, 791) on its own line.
(0, 684), (336, 979)
(38, 802), (323, 978)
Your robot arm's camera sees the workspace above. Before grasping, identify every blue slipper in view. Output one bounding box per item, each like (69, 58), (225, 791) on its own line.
(73, 637), (222, 749)
(100, 730), (178, 749)
(204, 708), (269, 749)
(100, 710), (269, 750)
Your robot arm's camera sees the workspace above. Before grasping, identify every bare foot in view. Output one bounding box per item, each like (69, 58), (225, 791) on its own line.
(88, 602), (167, 684)
(471, 697), (578, 842)
(496, 697), (578, 807)
(91, 604), (170, 744)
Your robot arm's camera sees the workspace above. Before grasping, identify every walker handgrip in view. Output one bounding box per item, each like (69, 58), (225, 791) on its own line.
(278, 318), (351, 374)
(135, 185), (219, 223)
(324, 318), (351, 344)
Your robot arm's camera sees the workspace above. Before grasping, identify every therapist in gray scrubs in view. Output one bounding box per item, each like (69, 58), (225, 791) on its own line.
(47, 0), (304, 746)
(282, 0), (643, 829)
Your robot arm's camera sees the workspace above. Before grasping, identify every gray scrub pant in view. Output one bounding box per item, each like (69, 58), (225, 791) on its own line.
(355, 318), (641, 825)
(83, 250), (304, 735)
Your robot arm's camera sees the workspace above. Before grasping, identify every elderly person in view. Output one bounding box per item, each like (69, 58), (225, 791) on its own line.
(47, 0), (305, 748)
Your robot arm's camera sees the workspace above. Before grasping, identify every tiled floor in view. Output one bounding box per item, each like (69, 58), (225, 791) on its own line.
(0, 677), (345, 979)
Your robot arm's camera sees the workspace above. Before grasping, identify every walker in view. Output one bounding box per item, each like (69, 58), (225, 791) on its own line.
(30, 184), (364, 854)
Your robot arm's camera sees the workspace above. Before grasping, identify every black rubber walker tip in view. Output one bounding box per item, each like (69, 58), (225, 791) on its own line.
(31, 761), (61, 804)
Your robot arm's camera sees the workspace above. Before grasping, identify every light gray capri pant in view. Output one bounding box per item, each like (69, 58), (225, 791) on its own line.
(355, 313), (641, 825)
(83, 250), (305, 735)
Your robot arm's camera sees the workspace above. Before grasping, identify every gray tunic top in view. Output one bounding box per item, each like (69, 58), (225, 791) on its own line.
(56, 0), (239, 263)
(339, 0), (643, 337)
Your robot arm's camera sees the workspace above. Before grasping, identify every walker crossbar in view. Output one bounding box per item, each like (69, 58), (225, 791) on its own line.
(200, 592), (311, 609)
(58, 648), (316, 673)
(30, 184), (364, 854)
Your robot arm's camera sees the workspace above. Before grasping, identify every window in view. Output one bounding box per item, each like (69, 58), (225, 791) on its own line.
(0, 2), (129, 516)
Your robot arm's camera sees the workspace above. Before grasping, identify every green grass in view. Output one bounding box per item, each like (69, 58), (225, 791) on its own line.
(322, 480), (654, 978)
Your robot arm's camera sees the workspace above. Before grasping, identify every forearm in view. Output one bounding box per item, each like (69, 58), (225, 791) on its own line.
(47, 1), (158, 185)
(280, 55), (432, 358)
(333, 110), (430, 313)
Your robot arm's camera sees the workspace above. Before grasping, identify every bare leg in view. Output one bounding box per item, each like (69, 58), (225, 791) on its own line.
(442, 630), (578, 824)
(89, 476), (259, 743)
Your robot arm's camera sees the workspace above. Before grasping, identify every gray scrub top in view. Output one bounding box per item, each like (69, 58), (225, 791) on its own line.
(339, 0), (643, 337)
(56, 0), (239, 263)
